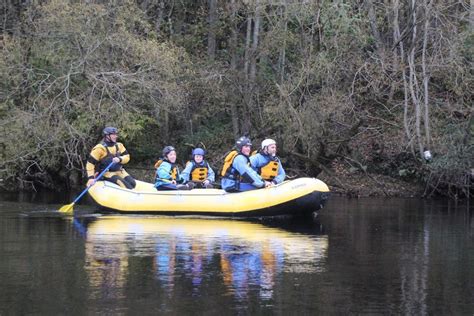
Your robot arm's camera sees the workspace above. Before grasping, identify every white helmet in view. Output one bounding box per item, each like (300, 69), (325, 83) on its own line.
(261, 138), (276, 149)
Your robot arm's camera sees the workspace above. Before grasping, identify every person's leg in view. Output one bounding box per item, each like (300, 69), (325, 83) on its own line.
(123, 176), (136, 189)
(156, 183), (178, 190)
(105, 175), (129, 188)
(120, 170), (136, 189)
(191, 182), (203, 189)
(176, 183), (193, 190)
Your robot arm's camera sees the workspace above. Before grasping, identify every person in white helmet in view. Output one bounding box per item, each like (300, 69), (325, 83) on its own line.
(250, 138), (286, 185)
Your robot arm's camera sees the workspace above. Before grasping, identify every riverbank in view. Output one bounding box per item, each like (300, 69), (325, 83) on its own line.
(318, 170), (424, 198)
(0, 162), (427, 198)
(315, 158), (425, 198)
(126, 164), (424, 199)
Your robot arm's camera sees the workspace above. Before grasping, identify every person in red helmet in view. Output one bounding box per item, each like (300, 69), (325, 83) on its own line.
(85, 126), (136, 189)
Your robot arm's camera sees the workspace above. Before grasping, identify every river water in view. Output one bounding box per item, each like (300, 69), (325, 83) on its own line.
(0, 194), (472, 315)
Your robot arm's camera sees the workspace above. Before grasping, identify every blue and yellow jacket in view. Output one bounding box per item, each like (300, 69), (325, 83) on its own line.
(221, 154), (264, 191)
(154, 160), (184, 188)
(181, 160), (216, 183)
(250, 153), (286, 184)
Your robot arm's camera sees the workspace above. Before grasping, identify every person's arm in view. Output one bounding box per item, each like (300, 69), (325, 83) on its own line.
(206, 163), (215, 183)
(176, 166), (186, 184)
(249, 154), (275, 187)
(250, 154), (266, 170)
(86, 145), (105, 186)
(157, 162), (173, 181)
(273, 159), (286, 184)
(233, 155), (264, 188)
(181, 162), (193, 182)
(249, 154), (258, 170)
(117, 143), (130, 164)
(86, 146), (104, 178)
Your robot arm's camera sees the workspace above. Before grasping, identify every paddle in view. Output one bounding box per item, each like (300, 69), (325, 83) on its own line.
(59, 161), (115, 214)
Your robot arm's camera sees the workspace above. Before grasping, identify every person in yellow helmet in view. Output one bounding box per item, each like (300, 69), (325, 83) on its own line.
(85, 127), (136, 189)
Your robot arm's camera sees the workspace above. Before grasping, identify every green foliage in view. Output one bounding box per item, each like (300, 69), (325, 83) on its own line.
(1, 0), (471, 197)
(0, 0), (192, 189)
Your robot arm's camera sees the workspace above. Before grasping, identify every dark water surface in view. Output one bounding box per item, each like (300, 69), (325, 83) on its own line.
(0, 194), (472, 315)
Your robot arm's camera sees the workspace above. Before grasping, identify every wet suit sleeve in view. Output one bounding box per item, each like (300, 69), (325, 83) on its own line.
(86, 145), (106, 179)
(207, 164), (215, 182)
(249, 154), (265, 170)
(176, 167), (185, 184)
(157, 162), (173, 181)
(117, 143), (130, 165)
(273, 158), (286, 184)
(181, 162), (193, 182)
(233, 155), (264, 188)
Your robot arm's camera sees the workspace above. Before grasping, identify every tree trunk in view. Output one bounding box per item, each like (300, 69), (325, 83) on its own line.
(162, 109), (169, 142)
(249, 0), (262, 128)
(155, 0), (165, 34)
(207, 0), (217, 61)
(249, 0), (260, 83)
(421, 0), (432, 148)
(393, 0), (414, 154)
(229, 0), (240, 137)
(408, 0), (425, 159)
(243, 14), (252, 80)
(242, 6), (254, 134)
(366, 0), (383, 54)
(278, 0), (288, 83)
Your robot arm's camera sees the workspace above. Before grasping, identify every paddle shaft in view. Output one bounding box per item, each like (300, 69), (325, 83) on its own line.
(72, 161), (116, 204)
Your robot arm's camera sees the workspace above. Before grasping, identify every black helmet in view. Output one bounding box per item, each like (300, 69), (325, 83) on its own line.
(162, 146), (176, 157)
(235, 136), (252, 151)
(103, 126), (118, 136)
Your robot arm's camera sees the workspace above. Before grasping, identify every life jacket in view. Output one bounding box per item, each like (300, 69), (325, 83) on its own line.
(187, 161), (209, 182)
(154, 159), (178, 180)
(221, 150), (250, 181)
(97, 142), (123, 172)
(258, 155), (280, 181)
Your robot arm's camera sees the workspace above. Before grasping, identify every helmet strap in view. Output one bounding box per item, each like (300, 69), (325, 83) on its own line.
(104, 134), (116, 145)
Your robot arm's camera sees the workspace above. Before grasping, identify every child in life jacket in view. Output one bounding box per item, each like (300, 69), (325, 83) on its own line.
(154, 146), (193, 191)
(181, 148), (215, 188)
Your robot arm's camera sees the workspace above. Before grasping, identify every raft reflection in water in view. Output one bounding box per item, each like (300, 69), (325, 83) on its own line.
(83, 216), (328, 302)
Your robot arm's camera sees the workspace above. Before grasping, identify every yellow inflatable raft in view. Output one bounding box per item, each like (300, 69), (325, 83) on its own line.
(87, 177), (330, 217)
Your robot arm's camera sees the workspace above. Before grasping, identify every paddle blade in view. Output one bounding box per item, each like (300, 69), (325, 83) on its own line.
(59, 203), (74, 214)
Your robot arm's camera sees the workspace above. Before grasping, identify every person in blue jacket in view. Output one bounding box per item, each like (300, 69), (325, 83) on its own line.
(250, 138), (286, 185)
(181, 148), (215, 188)
(221, 136), (272, 192)
(154, 146), (193, 190)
